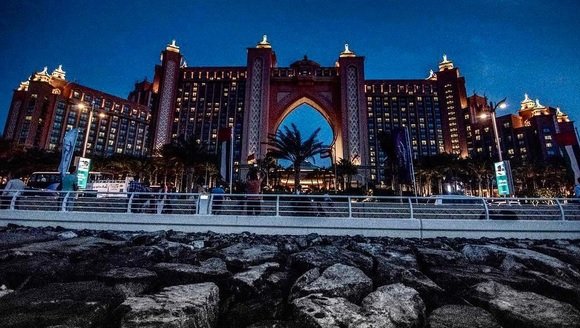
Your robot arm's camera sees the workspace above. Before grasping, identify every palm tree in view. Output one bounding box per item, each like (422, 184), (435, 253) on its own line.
(161, 136), (216, 192)
(264, 123), (327, 190)
(335, 158), (358, 190)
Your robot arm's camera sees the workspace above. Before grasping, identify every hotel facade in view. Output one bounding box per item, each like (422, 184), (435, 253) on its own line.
(3, 37), (578, 185)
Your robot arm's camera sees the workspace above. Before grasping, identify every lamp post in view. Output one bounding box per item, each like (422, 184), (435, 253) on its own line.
(488, 97), (507, 162)
(79, 100), (98, 158)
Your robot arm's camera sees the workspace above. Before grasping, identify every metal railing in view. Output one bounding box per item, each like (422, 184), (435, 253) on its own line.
(1, 190), (579, 221)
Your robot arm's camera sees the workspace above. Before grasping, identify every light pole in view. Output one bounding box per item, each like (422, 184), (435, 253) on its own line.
(488, 97), (507, 162)
(79, 100), (101, 158)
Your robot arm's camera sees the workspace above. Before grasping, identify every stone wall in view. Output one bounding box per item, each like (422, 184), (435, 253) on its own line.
(0, 224), (579, 328)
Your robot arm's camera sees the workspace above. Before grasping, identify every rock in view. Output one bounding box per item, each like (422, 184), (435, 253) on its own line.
(467, 280), (580, 328)
(290, 245), (373, 274)
(523, 270), (580, 308)
(97, 267), (158, 297)
(356, 283), (425, 328)
(0, 230), (56, 250)
(375, 259), (445, 308)
(234, 262), (280, 289)
(117, 282), (219, 328)
(462, 244), (580, 281)
(426, 264), (536, 294)
(0, 284), (13, 298)
(57, 231), (78, 240)
(0, 253), (74, 289)
(221, 243), (280, 270)
(292, 294), (363, 327)
(153, 257), (231, 287)
(289, 268), (321, 301)
(427, 305), (503, 328)
(416, 247), (470, 268)
(291, 263), (373, 304)
(12, 236), (125, 256)
(0, 281), (124, 328)
(246, 320), (300, 328)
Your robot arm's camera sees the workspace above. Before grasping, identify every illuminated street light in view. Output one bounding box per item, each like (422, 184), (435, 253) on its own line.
(483, 97), (507, 162)
(78, 100), (100, 158)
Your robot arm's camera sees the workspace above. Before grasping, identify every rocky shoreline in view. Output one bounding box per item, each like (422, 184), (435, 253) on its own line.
(0, 224), (579, 328)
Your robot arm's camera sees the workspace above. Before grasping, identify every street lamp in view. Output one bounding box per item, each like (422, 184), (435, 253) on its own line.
(78, 100), (104, 157)
(486, 98), (507, 162)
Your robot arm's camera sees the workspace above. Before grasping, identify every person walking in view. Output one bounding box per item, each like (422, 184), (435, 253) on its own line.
(246, 171), (262, 215)
(2, 175), (25, 209)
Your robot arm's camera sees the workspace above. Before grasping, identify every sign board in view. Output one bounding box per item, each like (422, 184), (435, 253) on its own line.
(494, 160), (513, 196)
(77, 157), (91, 189)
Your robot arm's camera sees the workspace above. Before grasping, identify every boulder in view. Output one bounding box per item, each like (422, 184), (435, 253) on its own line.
(118, 282), (219, 328)
(427, 304), (503, 328)
(221, 243), (280, 270)
(462, 244), (580, 281)
(375, 259), (445, 308)
(290, 245), (373, 274)
(0, 253), (74, 289)
(467, 280), (580, 328)
(57, 231), (78, 240)
(0, 281), (124, 328)
(233, 262), (280, 290)
(356, 283), (425, 328)
(0, 230), (56, 250)
(97, 267), (158, 297)
(292, 293), (363, 328)
(153, 257), (231, 287)
(291, 263), (373, 304)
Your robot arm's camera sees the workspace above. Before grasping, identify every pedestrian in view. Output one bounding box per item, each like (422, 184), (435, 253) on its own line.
(60, 166), (78, 211)
(61, 166), (79, 192)
(246, 171), (262, 215)
(211, 182), (226, 214)
(574, 177), (580, 200)
(128, 175), (151, 213)
(2, 175), (26, 209)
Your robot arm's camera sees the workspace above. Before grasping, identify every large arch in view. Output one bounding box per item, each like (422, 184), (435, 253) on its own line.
(270, 96), (343, 160)
(241, 42), (368, 185)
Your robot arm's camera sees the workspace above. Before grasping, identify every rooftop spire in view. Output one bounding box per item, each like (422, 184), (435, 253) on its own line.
(257, 34), (271, 48)
(438, 54), (454, 71)
(166, 39), (180, 53)
(340, 43), (355, 57)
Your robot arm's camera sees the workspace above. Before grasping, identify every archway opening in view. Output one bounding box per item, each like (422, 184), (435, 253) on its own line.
(274, 104), (335, 192)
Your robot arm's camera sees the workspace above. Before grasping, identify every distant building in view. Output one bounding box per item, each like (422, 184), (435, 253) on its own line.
(4, 66), (150, 157)
(4, 36), (578, 185)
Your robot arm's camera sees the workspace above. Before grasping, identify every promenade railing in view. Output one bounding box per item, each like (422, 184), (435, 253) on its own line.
(1, 190), (579, 221)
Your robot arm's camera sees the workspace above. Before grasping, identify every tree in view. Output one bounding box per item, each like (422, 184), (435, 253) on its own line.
(264, 123), (327, 191)
(161, 136), (216, 192)
(335, 158), (358, 190)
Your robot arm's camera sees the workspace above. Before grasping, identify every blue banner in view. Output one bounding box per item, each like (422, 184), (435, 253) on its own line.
(58, 128), (79, 179)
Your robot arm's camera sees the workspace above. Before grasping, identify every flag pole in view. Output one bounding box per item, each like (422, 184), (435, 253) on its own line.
(229, 128), (234, 194)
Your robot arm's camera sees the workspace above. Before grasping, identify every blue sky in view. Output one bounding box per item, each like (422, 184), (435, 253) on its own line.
(1, 0), (579, 149)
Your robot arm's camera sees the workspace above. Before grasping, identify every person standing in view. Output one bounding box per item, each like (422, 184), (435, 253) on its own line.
(211, 183), (226, 214)
(128, 175), (151, 213)
(2, 175), (26, 209)
(61, 166), (79, 192)
(246, 171), (262, 215)
(574, 177), (580, 199)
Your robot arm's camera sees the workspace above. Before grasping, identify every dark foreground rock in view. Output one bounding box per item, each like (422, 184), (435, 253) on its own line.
(0, 224), (579, 328)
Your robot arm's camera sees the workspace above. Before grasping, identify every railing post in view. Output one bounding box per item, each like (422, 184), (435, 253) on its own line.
(348, 196), (352, 218)
(61, 192), (70, 212)
(9, 191), (20, 210)
(408, 197), (414, 220)
(555, 199), (566, 221)
(127, 193), (134, 213)
(483, 198), (490, 220)
(276, 196), (280, 217)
